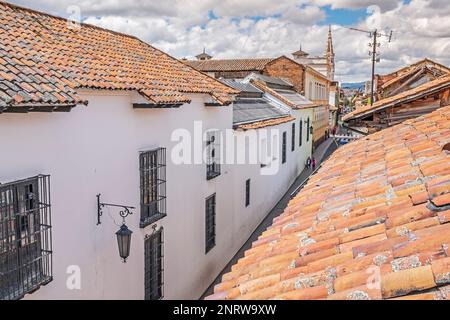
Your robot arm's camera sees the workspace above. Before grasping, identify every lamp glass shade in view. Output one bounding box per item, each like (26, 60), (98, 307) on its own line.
(116, 224), (133, 262)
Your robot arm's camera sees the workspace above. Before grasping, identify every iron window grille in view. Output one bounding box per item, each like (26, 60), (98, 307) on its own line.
(206, 131), (221, 180)
(299, 120), (303, 147)
(291, 123), (296, 152)
(144, 227), (164, 300)
(245, 179), (251, 207)
(205, 194), (216, 254)
(140, 148), (167, 228)
(282, 131), (287, 164)
(306, 118), (310, 142)
(0, 175), (52, 300)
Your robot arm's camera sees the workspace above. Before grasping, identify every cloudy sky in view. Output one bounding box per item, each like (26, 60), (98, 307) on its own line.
(8, 0), (450, 82)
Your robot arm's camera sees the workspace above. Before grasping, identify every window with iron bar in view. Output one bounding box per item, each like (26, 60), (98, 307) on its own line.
(291, 123), (295, 152)
(140, 148), (167, 228)
(245, 179), (250, 207)
(144, 227), (164, 300)
(205, 194), (216, 254)
(206, 131), (221, 180)
(0, 175), (52, 300)
(299, 119), (303, 147)
(306, 118), (310, 142)
(282, 131), (287, 164)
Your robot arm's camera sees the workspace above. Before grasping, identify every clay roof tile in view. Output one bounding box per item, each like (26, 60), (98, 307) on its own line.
(208, 106), (450, 300)
(0, 2), (237, 111)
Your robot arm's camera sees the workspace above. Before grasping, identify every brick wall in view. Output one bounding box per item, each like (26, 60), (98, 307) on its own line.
(263, 57), (305, 94)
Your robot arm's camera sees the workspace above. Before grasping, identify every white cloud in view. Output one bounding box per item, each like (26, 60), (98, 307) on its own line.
(311, 0), (401, 11)
(7, 0), (450, 82)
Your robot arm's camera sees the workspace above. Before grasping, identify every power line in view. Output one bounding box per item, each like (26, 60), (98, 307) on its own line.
(338, 26), (394, 105)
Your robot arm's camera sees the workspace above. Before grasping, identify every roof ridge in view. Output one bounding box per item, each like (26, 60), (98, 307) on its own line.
(382, 57), (450, 78)
(0, 0), (143, 41)
(134, 39), (240, 96)
(187, 57), (275, 62)
(0, 1), (238, 108)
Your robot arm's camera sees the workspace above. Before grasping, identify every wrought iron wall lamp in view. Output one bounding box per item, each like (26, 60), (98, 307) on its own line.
(96, 194), (135, 263)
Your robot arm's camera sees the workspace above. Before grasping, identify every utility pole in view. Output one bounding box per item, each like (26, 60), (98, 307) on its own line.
(370, 30), (378, 106)
(347, 27), (393, 106)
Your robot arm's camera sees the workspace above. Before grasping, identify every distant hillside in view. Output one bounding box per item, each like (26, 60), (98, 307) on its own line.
(341, 82), (365, 90)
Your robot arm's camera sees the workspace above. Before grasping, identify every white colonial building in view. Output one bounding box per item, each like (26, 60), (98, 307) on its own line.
(0, 2), (314, 300)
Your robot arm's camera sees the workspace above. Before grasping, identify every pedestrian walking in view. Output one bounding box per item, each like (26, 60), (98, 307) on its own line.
(306, 157), (311, 169)
(312, 157), (317, 170)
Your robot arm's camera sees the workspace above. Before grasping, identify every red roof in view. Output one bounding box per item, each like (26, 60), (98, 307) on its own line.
(184, 58), (275, 72)
(207, 105), (450, 300)
(0, 1), (237, 111)
(236, 116), (295, 130)
(343, 75), (450, 121)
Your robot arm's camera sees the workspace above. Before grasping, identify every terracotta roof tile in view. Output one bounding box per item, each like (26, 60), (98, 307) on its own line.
(390, 291), (442, 300)
(336, 251), (393, 277)
(327, 284), (382, 300)
(236, 116), (295, 130)
(343, 75), (450, 121)
(379, 58), (450, 88)
(432, 257), (450, 285)
(0, 2), (237, 111)
(184, 58), (275, 72)
(381, 266), (436, 299)
(272, 286), (329, 300)
(438, 210), (450, 224)
(208, 105), (450, 300)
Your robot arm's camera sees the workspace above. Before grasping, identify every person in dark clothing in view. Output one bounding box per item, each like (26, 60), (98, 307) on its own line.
(312, 157), (317, 170)
(306, 157), (311, 169)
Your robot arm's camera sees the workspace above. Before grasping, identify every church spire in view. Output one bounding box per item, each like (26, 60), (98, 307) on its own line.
(326, 25), (335, 80)
(326, 25), (334, 58)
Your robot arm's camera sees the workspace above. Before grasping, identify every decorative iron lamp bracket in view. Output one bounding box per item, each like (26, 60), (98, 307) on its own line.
(97, 194), (135, 226)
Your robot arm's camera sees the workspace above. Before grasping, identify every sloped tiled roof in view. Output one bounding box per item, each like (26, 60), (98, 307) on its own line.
(292, 49), (309, 57)
(380, 58), (450, 85)
(0, 1), (237, 111)
(380, 61), (450, 92)
(250, 79), (316, 110)
(184, 58), (275, 72)
(236, 116), (296, 131)
(343, 75), (450, 121)
(207, 106), (450, 300)
(380, 65), (425, 90)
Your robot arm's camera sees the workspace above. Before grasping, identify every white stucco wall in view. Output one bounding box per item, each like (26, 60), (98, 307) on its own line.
(231, 109), (313, 247)
(0, 90), (313, 300)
